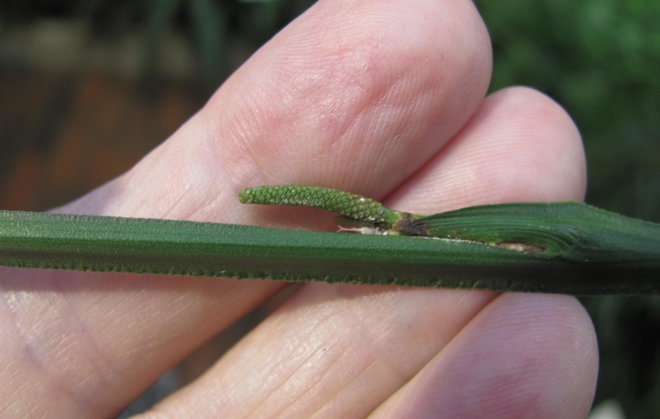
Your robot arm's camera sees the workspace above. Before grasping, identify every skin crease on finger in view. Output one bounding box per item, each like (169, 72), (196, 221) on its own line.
(0, 0), (496, 417)
(139, 91), (596, 418)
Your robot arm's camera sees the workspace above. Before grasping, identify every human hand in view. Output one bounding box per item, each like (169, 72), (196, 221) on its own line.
(1, 1), (597, 417)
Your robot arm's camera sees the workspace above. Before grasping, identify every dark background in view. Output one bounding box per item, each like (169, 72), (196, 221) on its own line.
(1, 1), (658, 417)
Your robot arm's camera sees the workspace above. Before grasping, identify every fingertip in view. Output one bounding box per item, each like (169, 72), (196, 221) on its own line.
(492, 86), (587, 200)
(373, 294), (598, 418)
(387, 85), (587, 213)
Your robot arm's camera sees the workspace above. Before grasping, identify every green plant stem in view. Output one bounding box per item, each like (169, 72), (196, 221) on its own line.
(0, 206), (659, 295)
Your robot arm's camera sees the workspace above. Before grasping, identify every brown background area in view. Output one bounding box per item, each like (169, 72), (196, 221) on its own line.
(0, 70), (200, 210)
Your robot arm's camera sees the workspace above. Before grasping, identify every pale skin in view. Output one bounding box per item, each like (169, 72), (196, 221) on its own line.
(0, 0), (597, 417)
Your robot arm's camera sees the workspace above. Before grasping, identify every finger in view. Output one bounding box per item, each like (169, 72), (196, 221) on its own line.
(199, 0), (492, 209)
(1, 0), (491, 417)
(385, 86), (586, 213)
(66, 0), (491, 226)
(371, 294), (598, 418)
(142, 86), (591, 415)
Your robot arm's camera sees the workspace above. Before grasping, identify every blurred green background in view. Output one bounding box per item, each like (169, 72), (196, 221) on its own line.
(1, 1), (658, 417)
